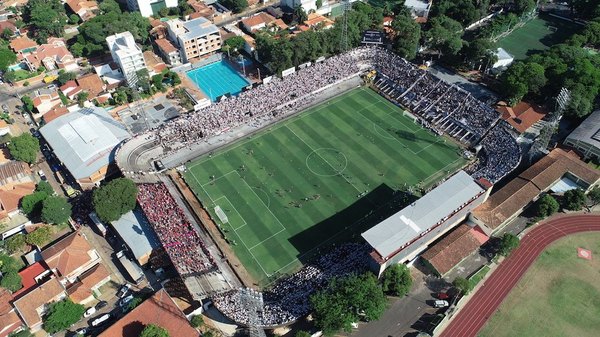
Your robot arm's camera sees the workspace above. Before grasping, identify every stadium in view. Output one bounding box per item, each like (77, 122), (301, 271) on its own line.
(116, 46), (521, 327)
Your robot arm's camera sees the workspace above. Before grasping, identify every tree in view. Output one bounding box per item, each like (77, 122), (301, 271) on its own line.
(1, 28), (12, 40)
(25, 226), (52, 247)
(0, 271), (22, 292)
(128, 296), (143, 311)
(563, 188), (586, 211)
(462, 38), (496, 69)
(23, 0), (67, 43)
(139, 324), (170, 337)
(310, 273), (386, 335)
(190, 315), (204, 328)
(21, 96), (34, 113)
(500, 61), (547, 105)
(136, 69), (151, 93)
(99, 0), (121, 14)
(8, 329), (34, 337)
(534, 194), (559, 218)
(452, 276), (472, 295)
(219, 0), (248, 13)
(92, 178), (138, 223)
(294, 5), (308, 23)
(5, 234), (26, 254)
(391, 14), (421, 60)
(380, 264), (412, 296)
(43, 299), (85, 333)
(7, 134), (39, 164)
(316, 0), (323, 9)
(223, 36), (246, 53)
(69, 14), (80, 24)
(498, 233), (519, 256)
(158, 7), (170, 17)
(295, 331), (311, 337)
(41, 196), (72, 224)
(36, 181), (54, 195)
(57, 70), (76, 85)
(588, 186), (600, 207)
(76, 91), (89, 107)
(21, 191), (48, 216)
(3, 71), (17, 84)
(423, 15), (464, 56)
(0, 47), (17, 72)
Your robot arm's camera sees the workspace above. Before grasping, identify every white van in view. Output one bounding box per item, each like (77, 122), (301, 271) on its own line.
(434, 300), (449, 308)
(91, 313), (111, 326)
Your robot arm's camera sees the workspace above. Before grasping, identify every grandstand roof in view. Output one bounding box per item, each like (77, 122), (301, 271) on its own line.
(472, 148), (600, 230)
(566, 110), (600, 150)
(421, 224), (488, 276)
(362, 170), (484, 259)
(39, 107), (130, 180)
(496, 101), (546, 134)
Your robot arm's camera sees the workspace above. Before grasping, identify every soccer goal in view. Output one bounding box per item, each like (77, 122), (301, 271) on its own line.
(403, 110), (419, 123)
(215, 205), (229, 224)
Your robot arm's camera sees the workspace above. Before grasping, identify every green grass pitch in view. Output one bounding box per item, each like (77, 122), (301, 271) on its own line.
(496, 14), (581, 60)
(184, 87), (466, 284)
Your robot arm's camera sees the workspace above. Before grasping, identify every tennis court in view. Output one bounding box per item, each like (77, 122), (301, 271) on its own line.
(496, 14), (581, 59)
(187, 60), (250, 101)
(184, 87), (466, 284)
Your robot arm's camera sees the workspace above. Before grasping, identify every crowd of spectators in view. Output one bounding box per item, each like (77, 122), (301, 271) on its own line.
(469, 122), (521, 182)
(212, 243), (371, 327)
(137, 183), (216, 277)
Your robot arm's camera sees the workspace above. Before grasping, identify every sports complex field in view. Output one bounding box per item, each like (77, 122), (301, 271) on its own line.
(184, 87), (466, 284)
(496, 14), (581, 59)
(479, 233), (600, 337)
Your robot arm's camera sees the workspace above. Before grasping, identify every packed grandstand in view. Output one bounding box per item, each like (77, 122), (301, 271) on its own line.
(123, 46), (522, 327)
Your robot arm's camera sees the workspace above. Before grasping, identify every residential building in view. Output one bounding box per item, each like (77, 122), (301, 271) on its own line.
(0, 161), (31, 186)
(23, 38), (78, 72)
(143, 50), (167, 74)
(12, 277), (67, 332)
(241, 12), (278, 33)
(127, 0), (177, 17)
(167, 17), (221, 63)
(66, 263), (111, 304)
(0, 20), (17, 38)
(11, 262), (52, 299)
(303, 12), (334, 30)
(281, 0), (317, 12)
(93, 62), (125, 91)
(496, 100), (547, 135)
(470, 148), (600, 233)
(98, 289), (199, 337)
(0, 182), (35, 220)
(40, 231), (102, 284)
(564, 110), (600, 160)
(9, 36), (37, 55)
(0, 289), (22, 337)
(39, 107), (130, 189)
(0, 120), (8, 137)
(106, 31), (147, 87)
(66, 0), (99, 22)
(362, 170), (488, 276)
(187, 0), (215, 20)
(75, 73), (106, 99)
(155, 38), (181, 65)
(31, 87), (62, 118)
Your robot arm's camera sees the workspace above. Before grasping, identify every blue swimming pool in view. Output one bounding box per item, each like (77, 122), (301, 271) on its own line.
(187, 60), (250, 102)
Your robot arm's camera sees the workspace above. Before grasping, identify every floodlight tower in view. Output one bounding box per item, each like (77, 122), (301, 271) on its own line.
(532, 87), (570, 158)
(340, 0), (351, 52)
(239, 288), (267, 337)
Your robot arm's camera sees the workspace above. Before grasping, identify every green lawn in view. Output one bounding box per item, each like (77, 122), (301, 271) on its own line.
(184, 87), (466, 284)
(496, 14), (581, 59)
(479, 233), (600, 337)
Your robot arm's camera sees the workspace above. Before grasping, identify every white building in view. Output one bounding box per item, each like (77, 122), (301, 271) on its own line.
(281, 0), (317, 12)
(127, 0), (178, 17)
(167, 17), (221, 63)
(492, 47), (514, 69)
(106, 31), (147, 87)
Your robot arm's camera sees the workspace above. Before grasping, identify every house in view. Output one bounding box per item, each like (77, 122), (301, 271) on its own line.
(42, 106), (70, 125)
(241, 12), (277, 33)
(496, 100), (547, 134)
(281, 0), (317, 12)
(98, 289), (199, 337)
(0, 289), (22, 337)
(187, 0), (215, 20)
(66, 0), (99, 22)
(0, 182), (35, 220)
(66, 263), (111, 304)
(76, 73), (105, 99)
(9, 36), (37, 55)
(93, 62), (125, 91)
(11, 262), (52, 299)
(143, 50), (167, 74)
(0, 20), (17, 38)
(40, 231), (102, 284)
(155, 38), (181, 65)
(127, 0), (177, 17)
(0, 160), (31, 186)
(304, 12), (334, 30)
(59, 80), (82, 100)
(12, 277), (67, 332)
(31, 87), (62, 118)
(24, 38), (78, 72)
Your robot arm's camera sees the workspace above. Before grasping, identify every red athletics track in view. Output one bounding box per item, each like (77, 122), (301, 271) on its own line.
(440, 214), (600, 337)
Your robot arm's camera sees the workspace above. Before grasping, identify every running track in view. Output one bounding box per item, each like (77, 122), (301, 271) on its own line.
(440, 215), (600, 337)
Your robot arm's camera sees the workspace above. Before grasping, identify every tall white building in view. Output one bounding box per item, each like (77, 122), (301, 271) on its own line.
(127, 0), (178, 17)
(166, 17), (221, 64)
(106, 32), (147, 87)
(281, 0), (318, 12)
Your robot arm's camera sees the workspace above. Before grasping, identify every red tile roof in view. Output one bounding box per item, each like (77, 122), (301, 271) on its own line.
(421, 224), (488, 275)
(41, 231), (95, 277)
(12, 278), (65, 327)
(98, 289), (198, 337)
(9, 36), (37, 53)
(12, 262), (50, 299)
(155, 38), (178, 54)
(496, 101), (547, 134)
(76, 73), (104, 98)
(67, 263), (110, 303)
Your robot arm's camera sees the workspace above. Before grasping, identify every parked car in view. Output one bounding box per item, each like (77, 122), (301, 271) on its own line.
(95, 300), (108, 310)
(116, 284), (131, 298)
(83, 306), (96, 318)
(436, 292), (449, 300)
(118, 294), (134, 307)
(434, 300), (449, 308)
(37, 170), (46, 181)
(75, 327), (88, 335)
(1, 104), (8, 112)
(91, 313), (111, 327)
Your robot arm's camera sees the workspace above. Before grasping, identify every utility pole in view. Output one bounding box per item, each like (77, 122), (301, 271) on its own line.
(239, 288), (267, 337)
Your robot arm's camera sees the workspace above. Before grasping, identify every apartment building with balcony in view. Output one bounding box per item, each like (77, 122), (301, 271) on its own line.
(166, 17), (221, 64)
(106, 31), (147, 87)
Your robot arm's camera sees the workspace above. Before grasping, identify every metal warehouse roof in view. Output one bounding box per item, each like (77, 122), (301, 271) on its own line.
(111, 210), (161, 261)
(362, 170), (484, 259)
(39, 106), (130, 180)
(567, 110), (600, 149)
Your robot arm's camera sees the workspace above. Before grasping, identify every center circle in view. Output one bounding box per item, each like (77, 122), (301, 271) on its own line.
(306, 148), (348, 177)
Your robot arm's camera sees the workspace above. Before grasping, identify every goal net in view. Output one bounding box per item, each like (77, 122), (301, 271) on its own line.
(215, 206), (229, 224)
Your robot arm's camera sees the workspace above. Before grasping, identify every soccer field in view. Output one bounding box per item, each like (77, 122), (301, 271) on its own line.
(184, 87), (466, 284)
(479, 233), (600, 337)
(496, 14), (581, 59)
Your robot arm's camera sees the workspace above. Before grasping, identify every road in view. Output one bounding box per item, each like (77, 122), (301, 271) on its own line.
(439, 214), (600, 337)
